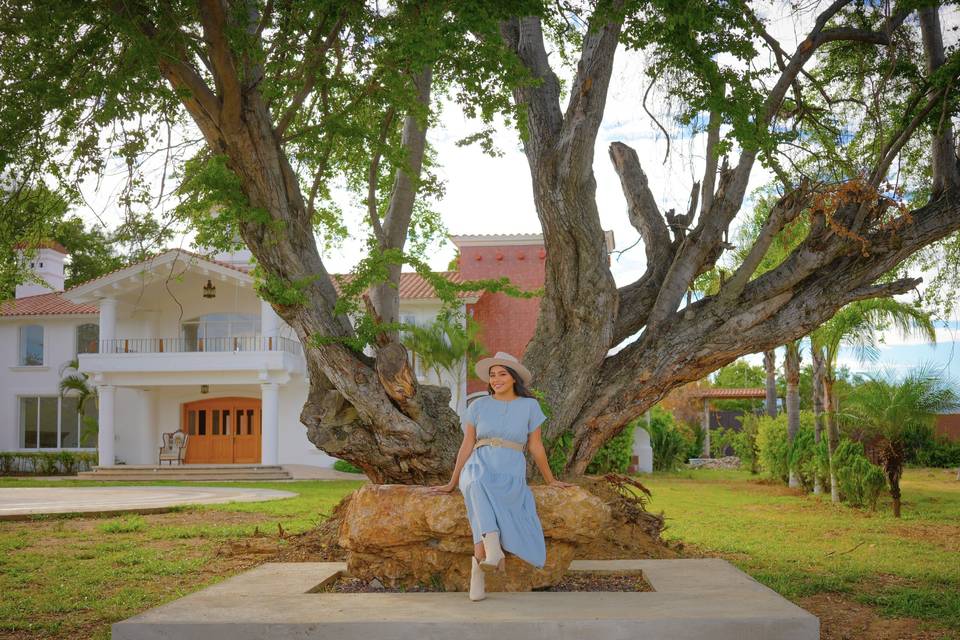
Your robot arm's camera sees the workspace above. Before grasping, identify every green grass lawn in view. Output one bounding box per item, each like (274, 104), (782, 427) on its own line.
(643, 467), (960, 634)
(0, 469), (957, 639)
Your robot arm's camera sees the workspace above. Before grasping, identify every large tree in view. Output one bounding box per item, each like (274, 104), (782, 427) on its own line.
(2, 1), (958, 482)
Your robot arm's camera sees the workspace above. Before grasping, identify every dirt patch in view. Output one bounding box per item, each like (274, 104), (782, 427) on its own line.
(572, 474), (677, 560)
(318, 571), (654, 593)
(799, 592), (957, 640)
(889, 523), (960, 553)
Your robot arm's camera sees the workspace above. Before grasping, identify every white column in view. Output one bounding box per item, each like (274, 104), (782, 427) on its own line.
(99, 297), (117, 352)
(260, 383), (280, 465)
(97, 385), (116, 468)
(260, 300), (280, 349)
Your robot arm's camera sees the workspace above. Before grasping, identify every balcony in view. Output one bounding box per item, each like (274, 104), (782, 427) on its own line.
(77, 336), (305, 386)
(81, 336), (302, 357)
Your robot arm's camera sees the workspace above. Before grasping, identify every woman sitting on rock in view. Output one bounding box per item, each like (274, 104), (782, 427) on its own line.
(430, 351), (572, 601)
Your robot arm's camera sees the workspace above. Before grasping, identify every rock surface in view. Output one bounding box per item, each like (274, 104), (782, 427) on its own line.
(339, 483), (611, 591)
(688, 456), (742, 470)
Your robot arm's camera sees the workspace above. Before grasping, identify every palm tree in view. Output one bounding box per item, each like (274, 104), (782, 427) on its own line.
(401, 314), (483, 409)
(763, 349), (777, 418)
(784, 341), (801, 487)
(844, 367), (958, 517)
(810, 299), (936, 502)
(810, 344), (827, 494)
(59, 358), (98, 446)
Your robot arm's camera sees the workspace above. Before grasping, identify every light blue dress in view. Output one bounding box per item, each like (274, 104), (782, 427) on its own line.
(458, 395), (548, 568)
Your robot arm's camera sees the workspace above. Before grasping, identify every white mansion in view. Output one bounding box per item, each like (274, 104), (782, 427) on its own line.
(0, 241), (488, 468)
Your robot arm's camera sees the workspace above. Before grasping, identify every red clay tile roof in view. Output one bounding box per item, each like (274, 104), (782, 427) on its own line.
(13, 240), (68, 254)
(691, 388), (767, 399)
(0, 292), (97, 317)
(332, 271), (473, 300)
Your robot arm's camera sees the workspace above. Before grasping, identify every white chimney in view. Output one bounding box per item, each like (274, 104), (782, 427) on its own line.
(15, 243), (67, 299)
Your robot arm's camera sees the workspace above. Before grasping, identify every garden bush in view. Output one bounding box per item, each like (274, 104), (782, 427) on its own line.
(647, 407), (690, 471)
(757, 412), (822, 487)
(332, 459), (363, 474)
(0, 451), (97, 475)
(587, 419), (636, 474)
(833, 439), (886, 509)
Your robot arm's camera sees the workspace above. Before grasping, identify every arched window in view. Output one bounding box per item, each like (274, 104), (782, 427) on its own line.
(75, 323), (99, 355)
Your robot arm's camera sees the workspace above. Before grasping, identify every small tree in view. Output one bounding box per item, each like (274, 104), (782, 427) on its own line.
(401, 314), (482, 409)
(844, 368), (959, 517)
(59, 358), (98, 446)
(812, 299), (936, 502)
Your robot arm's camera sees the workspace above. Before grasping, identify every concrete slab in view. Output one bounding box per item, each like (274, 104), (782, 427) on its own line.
(0, 486), (296, 519)
(113, 559), (819, 640)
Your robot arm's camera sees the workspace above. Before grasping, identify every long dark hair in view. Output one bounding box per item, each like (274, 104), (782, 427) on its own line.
(486, 365), (534, 398)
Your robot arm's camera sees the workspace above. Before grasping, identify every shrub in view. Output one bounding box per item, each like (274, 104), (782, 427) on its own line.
(757, 411), (820, 486)
(57, 451), (78, 475)
(757, 414), (791, 482)
(333, 459), (363, 474)
(834, 440), (886, 509)
(913, 437), (960, 468)
(711, 427), (736, 458)
(675, 420), (705, 461)
(733, 414), (761, 473)
(587, 420), (636, 474)
(647, 408), (688, 471)
(0, 452), (14, 474)
(36, 452), (60, 476)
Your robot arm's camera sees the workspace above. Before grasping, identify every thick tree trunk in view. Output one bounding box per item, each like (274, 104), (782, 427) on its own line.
(763, 349), (778, 418)
(784, 342), (801, 488)
(135, 3), (960, 485)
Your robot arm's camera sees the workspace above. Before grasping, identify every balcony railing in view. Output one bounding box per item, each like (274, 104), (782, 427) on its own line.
(80, 336), (303, 357)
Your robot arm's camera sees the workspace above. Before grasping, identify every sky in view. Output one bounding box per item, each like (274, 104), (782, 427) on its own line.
(68, 5), (959, 384)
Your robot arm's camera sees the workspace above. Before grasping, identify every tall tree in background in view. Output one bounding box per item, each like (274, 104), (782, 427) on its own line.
(783, 340), (801, 487)
(811, 299), (936, 502)
(763, 350), (778, 418)
(2, 2), (959, 481)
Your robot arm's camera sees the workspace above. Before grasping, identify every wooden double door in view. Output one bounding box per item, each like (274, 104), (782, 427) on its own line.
(182, 397), (261, 464)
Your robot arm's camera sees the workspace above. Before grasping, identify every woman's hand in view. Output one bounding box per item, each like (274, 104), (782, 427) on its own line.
(426, 482), (457, 494)
(548, 479), (576, 488)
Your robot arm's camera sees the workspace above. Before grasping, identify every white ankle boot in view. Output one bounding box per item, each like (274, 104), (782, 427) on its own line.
(469, 556), (486, 601)
(480, 531), (505, 573)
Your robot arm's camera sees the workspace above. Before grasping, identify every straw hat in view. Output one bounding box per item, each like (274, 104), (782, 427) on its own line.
(474, 351), (533, 385)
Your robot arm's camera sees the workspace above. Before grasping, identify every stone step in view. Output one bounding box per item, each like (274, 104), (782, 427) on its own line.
(77, 465), (293, 481)
(75, 474), (293, 481)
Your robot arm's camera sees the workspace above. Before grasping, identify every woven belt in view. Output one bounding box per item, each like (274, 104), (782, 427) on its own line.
(474, 437), (525, 452)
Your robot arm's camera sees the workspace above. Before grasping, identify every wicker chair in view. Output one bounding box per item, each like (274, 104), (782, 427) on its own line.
(158, 431), (188, 465)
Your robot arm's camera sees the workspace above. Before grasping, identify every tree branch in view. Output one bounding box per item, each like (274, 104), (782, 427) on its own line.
(843, 277), (921, 305)
(719, 184), (809, 302)
(919, 7), (960, 196)
(366, 107), (396, 245)
(275, 7), (348, 137)
(197, 0), (244, 132)
(608, 142), (671, 266)
(499, 16), (564, 158)
(699, 105), (722, 218)
(558, 1), (624, 178)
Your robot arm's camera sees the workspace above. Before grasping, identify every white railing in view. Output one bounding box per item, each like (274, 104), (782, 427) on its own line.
(80, 336), (302, 357)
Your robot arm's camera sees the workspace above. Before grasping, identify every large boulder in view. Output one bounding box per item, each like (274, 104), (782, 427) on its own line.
(339, 483), (611, 591)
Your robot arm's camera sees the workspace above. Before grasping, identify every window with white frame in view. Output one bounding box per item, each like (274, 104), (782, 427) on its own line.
(76, 323), (99, 355)
(18, 325), (44, 366)
(19, 396), (97, 449)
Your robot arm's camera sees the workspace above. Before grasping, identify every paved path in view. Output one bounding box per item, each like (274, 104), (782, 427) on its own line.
(0, 486), (297, 519)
